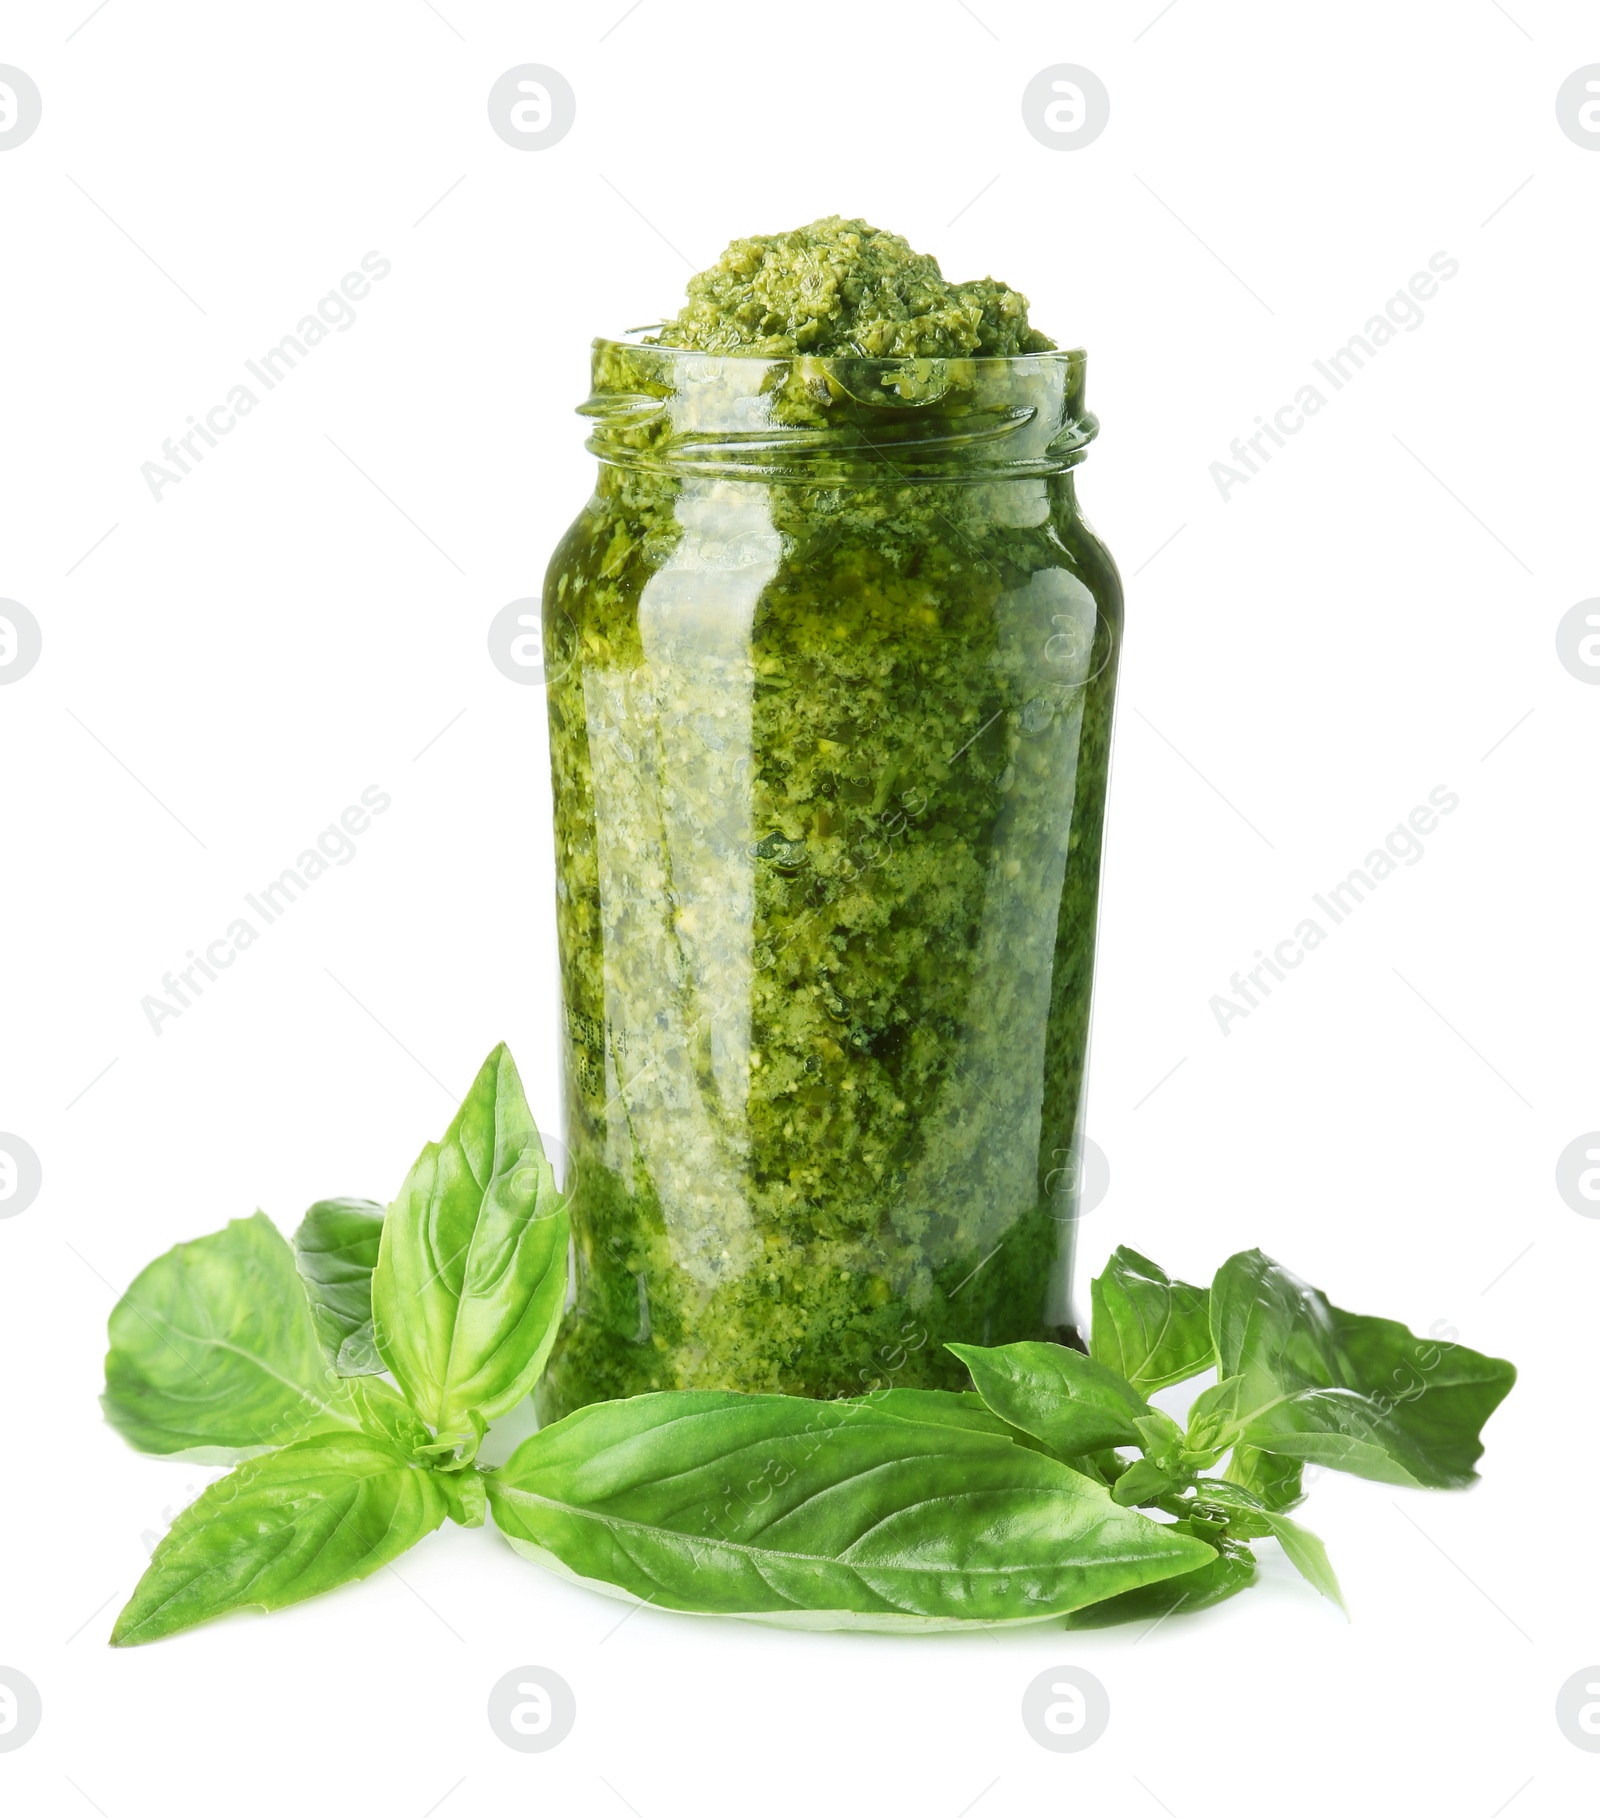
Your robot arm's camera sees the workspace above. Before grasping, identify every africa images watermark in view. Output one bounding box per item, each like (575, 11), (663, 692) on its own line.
(1210, 251), (1460, 502)
(140, 252), (392, 503)
(1210, 785), (1458, 1035)
(141, 786), (390, 1035)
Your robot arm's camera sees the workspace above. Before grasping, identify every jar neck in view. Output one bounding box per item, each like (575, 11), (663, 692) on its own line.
(580, 340), (1097, 486)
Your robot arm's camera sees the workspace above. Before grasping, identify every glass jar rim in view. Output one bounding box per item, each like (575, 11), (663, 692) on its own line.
(601, 331), (1089, 365)
(580, 336), (1098, 484)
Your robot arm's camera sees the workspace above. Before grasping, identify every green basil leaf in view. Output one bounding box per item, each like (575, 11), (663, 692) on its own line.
(347, 1379), (434, 1456)
(1065, 1545), (1257, 1628)
(1233, 1391), (1450, 1488)
(1223, 1444), (1305, 1512)
(1187, 1476), (1272, 1534)
(1211, 1250), (1516, 1488)
(1111, 1457), (1189, 1507)
(486, 1391), (1213, 1630)
(1089, 1246), (1215, 1391)
(103, 1213), (363, 1463)
(852, 1387), (1103, 1476)
(947, 1340), (1150, 1455)
(437, 1468), (488, 1529)
(1185, 1375), (1246, 1453)
(1261, 1509), (1345, 1613)
(292, 1198), (385, 1375)
(110, 1432), (449, 1646)
(414, 1412), (491, 1478)
(1190, 1479), (1343, 1611)
(849, 1387), (1028, 1440)
(1211, 1247), (1348, 1405)
(1132, 1409), (1186, 1468)
(372, 1045), (568, 1445)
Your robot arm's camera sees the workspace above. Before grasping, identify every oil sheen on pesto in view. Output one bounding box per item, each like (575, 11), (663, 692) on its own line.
(537, 219), (1121, 1418)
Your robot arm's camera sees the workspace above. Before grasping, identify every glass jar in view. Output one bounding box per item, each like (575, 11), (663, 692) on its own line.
(535, 337), (1122, 1420)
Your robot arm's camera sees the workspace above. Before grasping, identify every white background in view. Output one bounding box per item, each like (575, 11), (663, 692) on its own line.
(2, 1), (1596, 1812)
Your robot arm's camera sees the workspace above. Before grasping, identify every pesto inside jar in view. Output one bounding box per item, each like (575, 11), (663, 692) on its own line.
(537, 220), (1121, 1419)
(646, 214), (1056, 359)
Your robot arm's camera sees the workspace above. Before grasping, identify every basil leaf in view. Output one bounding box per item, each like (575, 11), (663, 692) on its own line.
(1211, 1250), (1516, 1488)
(293, 1198), (385, 1375)
(1111, 1457), (1189, 1507)
(1261, 1509), (1344, 1612)
(103, 1213), (363, 1463)
(1234, 1391), (1458, 1488)
(1090, 1246), (1215, 1391)
(852, 1387), (1103, 1476)
(1065, 1545), (1257, 1628)
(948, 1340), (1151, 1455)
(347, 1378), (434, 1455)
(1211, 1248), (1348, 1404)
(487, 1391), (1213, 1629)
(1185, 1375), (1246, 1453)
(1132, 1409), (1186, 1468)
(1188, 1480), (1270, 1539)
(849, 1387), (1028, 1440)
(110, 1432), (450, 1646)
(372, 1045), (568, 1446)
(1191, 1478), (1344, 1612)
(437, 1468), (488, 1530)
(1223, 1443), (1304, 1512)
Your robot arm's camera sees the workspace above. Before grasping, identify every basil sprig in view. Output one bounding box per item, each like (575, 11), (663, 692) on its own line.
(953, 1244), (1516, 1618)
(101, 1057), (1515, 1643)
(104, 1045), (566, 1644)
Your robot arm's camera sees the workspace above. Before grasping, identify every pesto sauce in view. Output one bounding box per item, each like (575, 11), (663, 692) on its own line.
(647, 215), (1056, 359)
(536, 224), (1119, 1419)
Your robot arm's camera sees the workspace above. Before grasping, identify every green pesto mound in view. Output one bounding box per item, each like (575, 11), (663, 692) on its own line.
(647, 215), (1056, 359)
